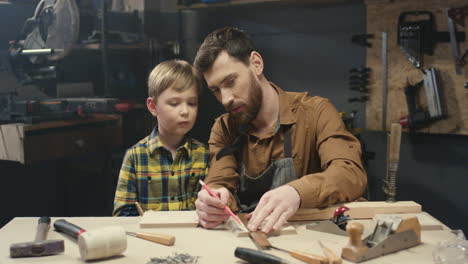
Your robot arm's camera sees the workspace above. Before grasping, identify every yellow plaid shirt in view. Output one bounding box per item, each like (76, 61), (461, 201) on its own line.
(113, 128), (209, 216)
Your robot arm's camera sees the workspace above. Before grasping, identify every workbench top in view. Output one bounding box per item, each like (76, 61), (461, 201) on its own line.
(0, 213), (455, 264)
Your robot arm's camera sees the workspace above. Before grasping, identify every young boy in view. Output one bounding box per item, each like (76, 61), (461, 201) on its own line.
(113, 60), (209, 216)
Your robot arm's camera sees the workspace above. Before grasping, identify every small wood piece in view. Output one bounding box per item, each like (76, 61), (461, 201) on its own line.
(231, 213), (297, 237)
(135, 202), (144, 216)
(249, 231), (271, 248)
(139, 211), (199, 228)
(290, 201), (421, 221)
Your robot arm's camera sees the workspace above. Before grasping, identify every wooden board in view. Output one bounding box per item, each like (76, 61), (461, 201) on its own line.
(289, 201), (421, 221)
(140, 210), (297, 237)
(140, 211), (199, 228)
(365, 0), (468, 135)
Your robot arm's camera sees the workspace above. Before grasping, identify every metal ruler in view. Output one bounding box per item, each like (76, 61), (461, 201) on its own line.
(382, 32), (388, 131)
(447, 8), (462, 75)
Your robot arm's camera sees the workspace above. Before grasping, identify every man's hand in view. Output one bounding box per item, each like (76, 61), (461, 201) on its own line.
(195, 187), (231, 228)
(247, 185), (300, 233)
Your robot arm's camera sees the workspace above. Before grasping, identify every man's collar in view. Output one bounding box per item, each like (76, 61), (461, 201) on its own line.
(270, 82), (297, 125)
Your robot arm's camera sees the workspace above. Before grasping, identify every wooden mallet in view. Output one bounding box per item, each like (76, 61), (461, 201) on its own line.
(54, 219), (127, 261)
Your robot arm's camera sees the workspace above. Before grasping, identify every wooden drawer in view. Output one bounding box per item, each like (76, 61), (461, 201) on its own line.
(0, 114), (122, 164)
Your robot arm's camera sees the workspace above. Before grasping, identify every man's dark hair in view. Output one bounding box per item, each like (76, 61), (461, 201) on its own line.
(194, 27), (255, 74)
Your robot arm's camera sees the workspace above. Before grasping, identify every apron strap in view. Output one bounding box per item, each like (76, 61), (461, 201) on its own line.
(283, 125), (292, 158)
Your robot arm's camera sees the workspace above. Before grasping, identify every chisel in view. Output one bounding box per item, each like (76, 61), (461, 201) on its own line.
(126, 231), (175, 246)
(235, 247), (290, 264)
(249, 232), (328, 264)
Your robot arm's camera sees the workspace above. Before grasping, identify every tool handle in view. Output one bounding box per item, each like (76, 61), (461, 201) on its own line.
(389, 123), (402, 162)
(53, 219), (86, 239)
(235, 247), (288, 264)
(289, 250), (327, 264)
(136, 232), (175, 246)
(320, 247), (342, 264)
(346, 222), (366, 249)
(34, 216), (51, 241)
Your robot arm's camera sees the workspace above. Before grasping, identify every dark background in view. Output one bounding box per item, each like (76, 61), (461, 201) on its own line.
(0, 1), (466, 234)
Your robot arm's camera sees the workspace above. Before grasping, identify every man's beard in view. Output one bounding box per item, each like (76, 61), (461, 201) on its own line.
(233, 74), (262, 125)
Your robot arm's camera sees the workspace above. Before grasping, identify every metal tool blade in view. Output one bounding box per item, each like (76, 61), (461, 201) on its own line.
(447, 8), (462, 75)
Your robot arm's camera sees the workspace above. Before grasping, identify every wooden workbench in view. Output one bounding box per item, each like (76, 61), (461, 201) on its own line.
(0, 213), (456, 264)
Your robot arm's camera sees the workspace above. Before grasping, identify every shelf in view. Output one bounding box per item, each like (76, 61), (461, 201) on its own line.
(178, 0), (363, 9)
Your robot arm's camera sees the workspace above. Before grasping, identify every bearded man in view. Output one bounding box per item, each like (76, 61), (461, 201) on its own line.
(194, 27), (367, 233)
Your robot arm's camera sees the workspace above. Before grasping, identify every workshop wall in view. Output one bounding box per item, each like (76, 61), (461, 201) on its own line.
(365, 0), (468, 135)
(178, 2), (467, 234)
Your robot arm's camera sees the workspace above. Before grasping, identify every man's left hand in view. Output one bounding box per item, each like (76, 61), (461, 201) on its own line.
(247, 185), (301, 233)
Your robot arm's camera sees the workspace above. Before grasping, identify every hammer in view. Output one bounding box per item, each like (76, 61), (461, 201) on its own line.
(54, 219), (127, 261)
(10, 216), (64, 258)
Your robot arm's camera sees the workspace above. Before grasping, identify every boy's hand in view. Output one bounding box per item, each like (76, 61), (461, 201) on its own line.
(195, 187), (231, 228)
(247, 185), (300, 233)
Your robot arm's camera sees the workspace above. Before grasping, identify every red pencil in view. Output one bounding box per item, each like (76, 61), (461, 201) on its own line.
(199, 180), (242, 226)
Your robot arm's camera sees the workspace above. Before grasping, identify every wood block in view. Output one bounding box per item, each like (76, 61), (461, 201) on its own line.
(289, 201), (421, 221)
(139, 211), (199, 228)
(224, 214), (297, 237)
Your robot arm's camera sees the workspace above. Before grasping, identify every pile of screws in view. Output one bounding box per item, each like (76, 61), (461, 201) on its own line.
(147, 253), (200, 264)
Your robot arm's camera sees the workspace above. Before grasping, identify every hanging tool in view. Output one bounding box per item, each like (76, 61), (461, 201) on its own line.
(448, 5), (468, 27)
(383, 123), (402, 202)
(348, 96), (368, 103)
(126, 231), (175, 246)
(447, 8), (463, 75)
(351, 34), (373, 47)
(349, 67), (370, 74)
(397, 11), (465, 68)
(10, 216), (64, 258)
(399, 68), (444, 129)
(382, 31), (388, 131)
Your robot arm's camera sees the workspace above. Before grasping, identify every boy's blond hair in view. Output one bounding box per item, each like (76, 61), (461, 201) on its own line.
(148, 60), (202, 100)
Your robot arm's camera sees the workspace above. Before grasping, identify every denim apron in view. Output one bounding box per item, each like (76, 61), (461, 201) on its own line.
(235, 125), (297, 213)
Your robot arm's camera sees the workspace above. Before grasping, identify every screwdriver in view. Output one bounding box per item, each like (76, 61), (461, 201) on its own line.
(126, 231), (175, 246)
(318, 241), (342, 264)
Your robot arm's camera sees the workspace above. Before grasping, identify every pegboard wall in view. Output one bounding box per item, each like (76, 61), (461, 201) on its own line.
(365, 0), (468, 135)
